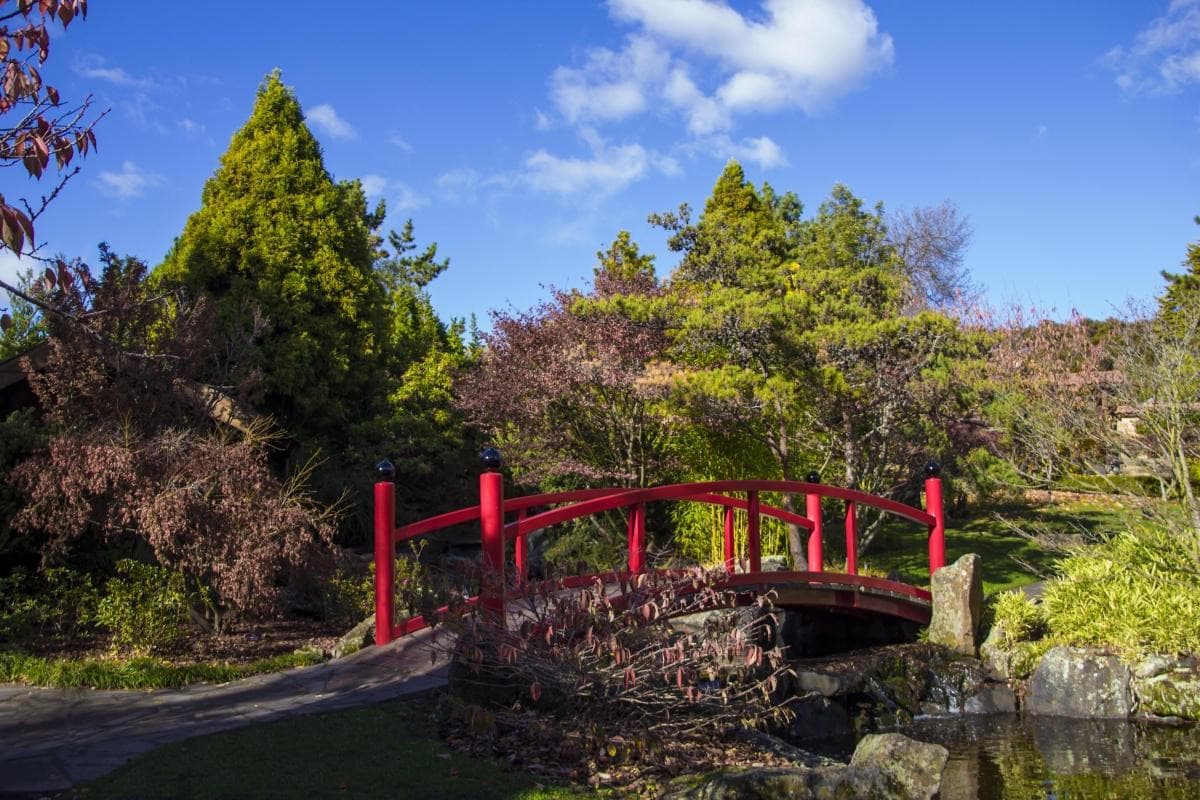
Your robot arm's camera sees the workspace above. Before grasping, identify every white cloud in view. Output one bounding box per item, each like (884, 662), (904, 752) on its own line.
(306, 104), (356, 140)
(388, 132), (414, 152)
(554, 0), (893, 132)
(721, 134), (788, 168)
(524, 128), (650, 197)
(1105, 0), (1200, 94)
(73, 53), (160, 89)
(391, 182), (430, 213)
(550, 35), (669, 123)
(94, 161), (165, 199)
(360, 174), (387, 197)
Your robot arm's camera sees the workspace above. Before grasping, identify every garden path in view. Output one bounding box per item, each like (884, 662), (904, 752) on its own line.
(0, 630), (447, 797)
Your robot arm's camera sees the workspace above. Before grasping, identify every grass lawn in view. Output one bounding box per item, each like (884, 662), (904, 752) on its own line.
(853, 496), (1133, 595)
(63, 690), (597, 800)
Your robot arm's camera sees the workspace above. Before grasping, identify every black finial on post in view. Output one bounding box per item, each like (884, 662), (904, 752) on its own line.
(924, 459), (941, 479)
(806, 471), (820, 484)
(375, 459), (395, 481)
(480, 447), (502, 473)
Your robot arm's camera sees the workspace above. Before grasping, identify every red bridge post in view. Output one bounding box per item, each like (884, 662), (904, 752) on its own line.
(514, 508), (528, 587)
(746, 491), (762, 572)
(479, 448), (506, 619)
(627, 503), (646, 573)
(723, 505), (736, 574)
(373, 459), (396, 646)
(924, 460), (945, 574)
(844, 500), (858, 575)
(806, 472), (824, 572)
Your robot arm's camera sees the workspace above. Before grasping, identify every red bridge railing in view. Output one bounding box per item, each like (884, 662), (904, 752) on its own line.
(371, 453), (946, 646)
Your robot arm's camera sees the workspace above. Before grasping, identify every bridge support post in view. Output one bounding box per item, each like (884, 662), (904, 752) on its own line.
(806, 472), (824, 572)
(514, 508), (528, 587)
(747, 491), (762, 572)
(723, 505), (736, 574)
(627, 503), (646, 573)
(924, 460), (945, 574)
(479, 448), (506, 619)
(844, 500), (857, 575)
(373, 460), (396, 646)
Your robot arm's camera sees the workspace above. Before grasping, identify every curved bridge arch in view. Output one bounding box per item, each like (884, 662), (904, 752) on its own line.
(372, 470), (946, 644)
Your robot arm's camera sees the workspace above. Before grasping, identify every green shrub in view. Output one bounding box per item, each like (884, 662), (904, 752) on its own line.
(959, 447), (1024, 507)
(0, 567), (99, 642)
(325, 543), (460, 626)
(1041, 524), (1200, 659)
(0, 648), (325, 689)
(1056, 473), (1163, 497)
(95, 560), (190, 654)
(989, 589), (1046, 648)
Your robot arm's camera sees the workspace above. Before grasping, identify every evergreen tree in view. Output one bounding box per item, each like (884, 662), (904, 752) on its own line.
(647, 163), (970, 562)
(157, 71), (389, 442)
(1159, 216), (1200, 328)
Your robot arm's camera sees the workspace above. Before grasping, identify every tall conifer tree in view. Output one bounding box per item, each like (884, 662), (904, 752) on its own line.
(157, 71), (388, 441)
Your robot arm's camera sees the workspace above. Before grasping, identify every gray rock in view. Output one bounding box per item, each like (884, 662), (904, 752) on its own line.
(760, 555), (789, 572)
(978, 620), (1012, 680)
(330, 614), (375, 659)
(927, 554), (984, 656)
(1026, 646), (1133, 718)
(663, 732), (947, 799)
(787, 695), (855, 743)
(1134, 653), (1177, 679)
(1132, 657), (1200, 720)
(963, 683), (1017, 714)
(848, 733), (949, 800)
(793, 668), (845, 697)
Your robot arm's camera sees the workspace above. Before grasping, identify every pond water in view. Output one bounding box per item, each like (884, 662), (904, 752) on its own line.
(896, 715), (1200, 799)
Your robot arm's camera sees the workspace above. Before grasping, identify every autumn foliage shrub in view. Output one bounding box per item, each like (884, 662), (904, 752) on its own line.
(8, 247), (336, 626)
(435, 566), (794, 781)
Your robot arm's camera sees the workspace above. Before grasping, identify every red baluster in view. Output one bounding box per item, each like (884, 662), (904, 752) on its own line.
(373, 460), (396, 646)
(844, 500), (857, 575)
(723, 504), (736, 574)
(806, 472), (823, 573)
(479, 448), (506, 619)
(514, 508), (528, 587)
(924, 460), (945, 574)
(627, 502), (646, 573)
(747, 491), (761, 572)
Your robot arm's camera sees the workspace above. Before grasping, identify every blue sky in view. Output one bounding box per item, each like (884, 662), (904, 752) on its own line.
(3, 1), (1200, 326)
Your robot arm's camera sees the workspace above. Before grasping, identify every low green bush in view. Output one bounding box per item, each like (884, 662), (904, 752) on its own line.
(1056, 473), (1164, 497)
(95, 560), (190, 654)
(1041, 524), (1200, 659)
(0, 648), (325, 689)
(989, 589), (1046, 648)
(324, 543), (461, 626)
(0, 567), (99, 642)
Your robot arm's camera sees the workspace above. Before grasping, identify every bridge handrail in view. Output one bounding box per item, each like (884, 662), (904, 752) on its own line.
(394, 485), (817, 543)
(507, 480), (933, 540)
(371, 459), (947, 646)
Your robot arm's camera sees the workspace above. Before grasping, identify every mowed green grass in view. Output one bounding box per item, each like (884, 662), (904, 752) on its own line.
(63, 691), (597, 800)
(851, 497), (1132, 595)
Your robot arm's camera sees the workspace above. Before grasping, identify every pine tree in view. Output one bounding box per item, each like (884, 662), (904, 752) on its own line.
(157, 71), (388, 441)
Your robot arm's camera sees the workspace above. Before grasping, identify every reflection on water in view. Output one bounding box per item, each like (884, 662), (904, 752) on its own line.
(901, 715), (1200, 800)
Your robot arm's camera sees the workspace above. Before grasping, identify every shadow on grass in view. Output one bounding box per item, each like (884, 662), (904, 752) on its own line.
(827, 498), (1131, 595)
(63, 690), (596, 800)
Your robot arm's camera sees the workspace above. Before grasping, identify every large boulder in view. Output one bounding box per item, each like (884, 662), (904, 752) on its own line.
(330, 614), (375, 659)
(927, 554), (984, 656)
(1025, 646), (1133, 718)
(1132, 655), (1200, 720)
(847, 733), (949, 800)
(664, 733), (948, 799)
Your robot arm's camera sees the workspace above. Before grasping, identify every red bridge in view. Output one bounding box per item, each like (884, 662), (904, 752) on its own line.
(371, 456), (946, 646)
